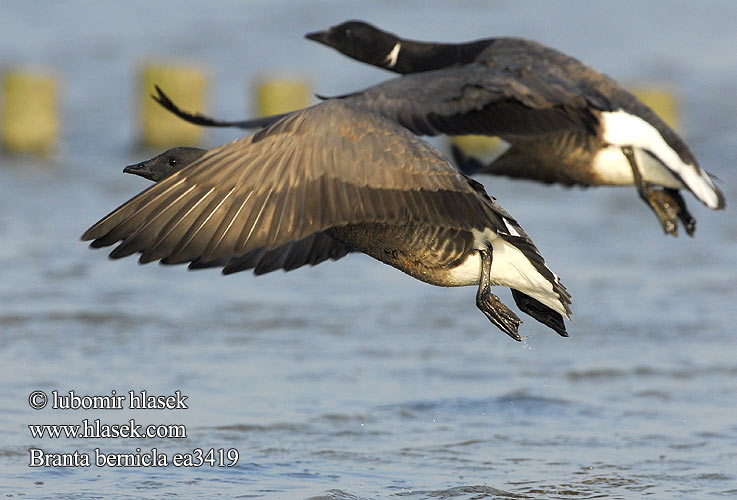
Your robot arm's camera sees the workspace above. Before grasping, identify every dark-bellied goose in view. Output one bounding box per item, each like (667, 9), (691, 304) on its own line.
(83, 101), (571, 340)
(155, 21), (725, 237)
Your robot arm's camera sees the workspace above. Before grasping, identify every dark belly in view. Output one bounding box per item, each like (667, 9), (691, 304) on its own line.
(326, 222), (475, 286)
(497, 130), (609, 186)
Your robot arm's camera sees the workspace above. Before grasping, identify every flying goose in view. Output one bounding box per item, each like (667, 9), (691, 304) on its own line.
(83, 101), (571, 341)
(154, 21), (725, 237)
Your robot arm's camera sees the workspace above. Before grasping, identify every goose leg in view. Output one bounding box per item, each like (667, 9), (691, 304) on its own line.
(665, 188), (696, 237)
(476, 243), (522, 341)
(621, 146), (680, 236)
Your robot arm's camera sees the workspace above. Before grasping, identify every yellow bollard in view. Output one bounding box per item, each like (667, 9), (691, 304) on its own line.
(450, 135), (502, 156)
(139, 63), (207, 148)
(255, 77), (311, 117)
(632, 85), (680, 131)
(2, 69), (58, 154)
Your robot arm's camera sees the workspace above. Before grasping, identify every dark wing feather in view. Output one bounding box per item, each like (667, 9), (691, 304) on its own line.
(336, 62), (599, 138)
(153, 61), (599, 138)
(474, 38), (705, 168)
(511, 289), (568, 337)
(82, 101), (493, 270)
(221, 232), (350, 276)
(152, 85), (287, 129)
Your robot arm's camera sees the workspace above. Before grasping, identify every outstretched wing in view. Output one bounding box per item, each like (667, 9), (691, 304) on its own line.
(82, 100), (494, 268)
(154, 61), (600, 139)
(186, 231), (355, 275)
(337, 61), (600, 138)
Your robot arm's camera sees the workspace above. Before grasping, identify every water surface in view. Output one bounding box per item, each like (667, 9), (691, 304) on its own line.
(1, 1), (736, 498)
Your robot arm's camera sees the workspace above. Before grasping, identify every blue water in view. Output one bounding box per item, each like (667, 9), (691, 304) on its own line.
(1, 1), (736, 498)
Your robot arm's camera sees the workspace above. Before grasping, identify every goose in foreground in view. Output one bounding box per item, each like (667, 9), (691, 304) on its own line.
(156, 21), (725, 237)
(83, 101), (571, 341)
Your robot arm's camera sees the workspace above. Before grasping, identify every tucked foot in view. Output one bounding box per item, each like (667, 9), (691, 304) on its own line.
(665, 188), (696, 237)
(477, 291), (522, 341)
(679, 209), (696, 237)
(621, 145), (689, 237)
(645, 188), (681, 237)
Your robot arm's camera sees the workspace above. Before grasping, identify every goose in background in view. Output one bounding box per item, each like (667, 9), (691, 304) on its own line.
(84, 101), (571, 341)
(155, 21), (725, 237)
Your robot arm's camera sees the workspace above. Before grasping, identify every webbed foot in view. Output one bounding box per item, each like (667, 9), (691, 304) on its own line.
(476, 244), (522, 341)
(665, 188), (696, 237)
(646, 188), (681, 236)
(477, 290), (522, 341)
(621, 146), (695, 237)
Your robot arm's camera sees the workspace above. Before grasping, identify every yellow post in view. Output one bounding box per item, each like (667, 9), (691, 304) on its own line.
(140, 63), (207, 148)
(450, 135), (502, 156)
(2, 69), (58, 154)
(255, 76), (311, 117)
(632, 85), (680, 131)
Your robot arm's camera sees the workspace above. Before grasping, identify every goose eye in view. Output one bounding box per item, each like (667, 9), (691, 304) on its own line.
(168, 158), (177, 166)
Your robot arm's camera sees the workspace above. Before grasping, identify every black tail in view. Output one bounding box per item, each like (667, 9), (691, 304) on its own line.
(511, 289), (568, 337)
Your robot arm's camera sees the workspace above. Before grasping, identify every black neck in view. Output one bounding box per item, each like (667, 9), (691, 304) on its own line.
(388, 38), (492, 74)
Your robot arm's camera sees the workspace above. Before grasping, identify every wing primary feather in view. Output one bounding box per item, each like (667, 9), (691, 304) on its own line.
(132, 188), (219, 263)
(83, 179), (187, 242)
(103, 185), (197, 255)
(138, 188), (228, 264)
(200, 189), (254, 261)
(234, 190), (274, 252)
(163, 188), (236, 264)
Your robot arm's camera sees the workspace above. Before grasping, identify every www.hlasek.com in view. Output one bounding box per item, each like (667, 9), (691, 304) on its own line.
(27, 390), (239, 468)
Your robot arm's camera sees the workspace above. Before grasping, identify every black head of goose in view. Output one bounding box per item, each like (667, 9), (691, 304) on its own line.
(154, 24), (725, 237)
(305, 20), (490, 74)
(83, 100), (571, 341)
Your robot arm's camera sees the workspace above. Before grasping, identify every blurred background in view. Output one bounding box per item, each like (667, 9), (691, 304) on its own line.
(1, 1), (735, 499)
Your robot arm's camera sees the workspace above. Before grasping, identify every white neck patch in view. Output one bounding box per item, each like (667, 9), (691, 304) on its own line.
(383, 42), (401, 68)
